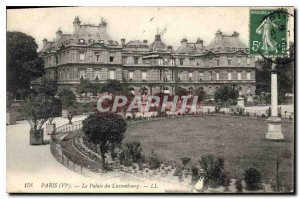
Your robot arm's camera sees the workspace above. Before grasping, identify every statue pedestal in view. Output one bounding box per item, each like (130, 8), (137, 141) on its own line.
(237, 97), (245, 108)
(266, 116), (284, 140)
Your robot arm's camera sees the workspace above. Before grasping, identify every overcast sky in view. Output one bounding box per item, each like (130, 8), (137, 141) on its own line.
(7, 7), (253, 50)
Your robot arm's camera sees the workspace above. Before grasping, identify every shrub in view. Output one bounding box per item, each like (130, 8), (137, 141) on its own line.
(147, 150), (161, 170)
(199, 155), (225, 187)
(174, 167), (183, 176)
(244, 168), (261, 191)
(181, 157), (191, 168)
(235, 179), (243, 192)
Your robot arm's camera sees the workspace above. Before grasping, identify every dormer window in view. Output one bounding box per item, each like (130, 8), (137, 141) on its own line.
(89, 39), (95, 44)
(78, 39), (85, 44)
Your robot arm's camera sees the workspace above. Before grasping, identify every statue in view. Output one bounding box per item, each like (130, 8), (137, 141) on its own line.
(67, 113), (73, 125)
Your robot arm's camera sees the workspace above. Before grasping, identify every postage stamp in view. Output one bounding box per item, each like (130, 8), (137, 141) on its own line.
(249, 9), (288, 57)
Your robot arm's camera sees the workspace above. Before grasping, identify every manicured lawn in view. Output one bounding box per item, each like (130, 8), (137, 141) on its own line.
(124, 116), (294, 190)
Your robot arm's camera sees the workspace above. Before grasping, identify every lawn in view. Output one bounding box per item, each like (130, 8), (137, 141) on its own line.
(124, 116), (294, 191)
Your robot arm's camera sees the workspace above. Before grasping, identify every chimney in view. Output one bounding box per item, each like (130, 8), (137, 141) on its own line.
(215, 29), (223, 44)
(167, 45), (173, 52)
(195, 37), (203, 48)
(232, 31), (239, 37)
(155, 34), (161, 42)
(73, 16), (81, 35)
(121, 38), (126, 46)
(56, 28), (62, 41)
(99, 17), (107, 32)
(42, 38), (48, 47)
(143, 40), (148, 44)
(180, 38), (188, 44)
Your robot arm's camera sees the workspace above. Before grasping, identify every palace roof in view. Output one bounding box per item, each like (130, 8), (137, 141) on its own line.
(206, 30), (246, 51)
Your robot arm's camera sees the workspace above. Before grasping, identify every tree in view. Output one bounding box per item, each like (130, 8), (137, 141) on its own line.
(244, 168), (261, 191)
(195, 87), (206, 102)
(7, 31), (44, 96)
(82, 112), (127, 170)
(20, 95), (54, 145)
(175, 87), (188, 96)
(255, 43), (294, 104)
(33, 78), (57, 97)
(214, 85), (238, 106)
(199, 155), (225, 187)
(58, 88), (76, 109)
(76, 79), (101, 96)
(101, 80), (127, 94)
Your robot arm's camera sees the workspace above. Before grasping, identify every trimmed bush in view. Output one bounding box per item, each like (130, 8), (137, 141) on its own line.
(244, 168), (261, 191)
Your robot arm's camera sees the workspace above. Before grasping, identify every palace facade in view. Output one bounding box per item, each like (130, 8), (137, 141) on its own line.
(38, 16), (256, 97)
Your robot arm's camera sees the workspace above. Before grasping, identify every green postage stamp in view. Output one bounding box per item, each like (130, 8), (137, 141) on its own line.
(250, 9), (288, 57)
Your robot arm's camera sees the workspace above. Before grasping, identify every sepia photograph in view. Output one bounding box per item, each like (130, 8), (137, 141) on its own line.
(6, 6), (295, 193)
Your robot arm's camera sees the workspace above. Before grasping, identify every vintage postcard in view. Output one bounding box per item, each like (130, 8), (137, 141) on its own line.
(6, 6), (295, 193)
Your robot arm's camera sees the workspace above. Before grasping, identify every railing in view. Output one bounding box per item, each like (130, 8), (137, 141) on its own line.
(50, 120), (101, 177)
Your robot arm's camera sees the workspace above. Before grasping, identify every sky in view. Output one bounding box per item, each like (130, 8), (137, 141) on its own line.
(7, 7), (254, 50)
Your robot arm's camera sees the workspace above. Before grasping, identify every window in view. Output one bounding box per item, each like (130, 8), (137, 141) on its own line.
(86, 68), (93, 80)
(247, 58), (251, 65)
(216, 58), (220, 66)
(247, 72), (251, 80)
(228, 72), (232, 80)
(129, 72), (133, 81)
(209, 72), (212, 80)
(199, 73), (203, 81)
(79, 51), (85, 61)
(216, 72), (219, 80)
(100, 40), (104, 44)
(95, 52), (100, 62)
(134, 57), (139, 65)
(179, 58), (184, 66)
(109, 55), (114, 63)
(228, 58), (231, 65)
(88, 33), (91, 37)
(158, 58), (163, 65)
(170, 59), (175, 65)
(190, 58), (195, 66)
(188, 72), (193, 81)
(94, 71), (100, 81)
(209, 58), (213, 66)
(238, 58), (241, 65)
(97, 33), (100, 38)
(142, 72), (147, 80)
(109, 71), (115, 79)
(122, 57), (127, 64)
(79, 70), (85, 80)
(237, 72), (241, 80)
